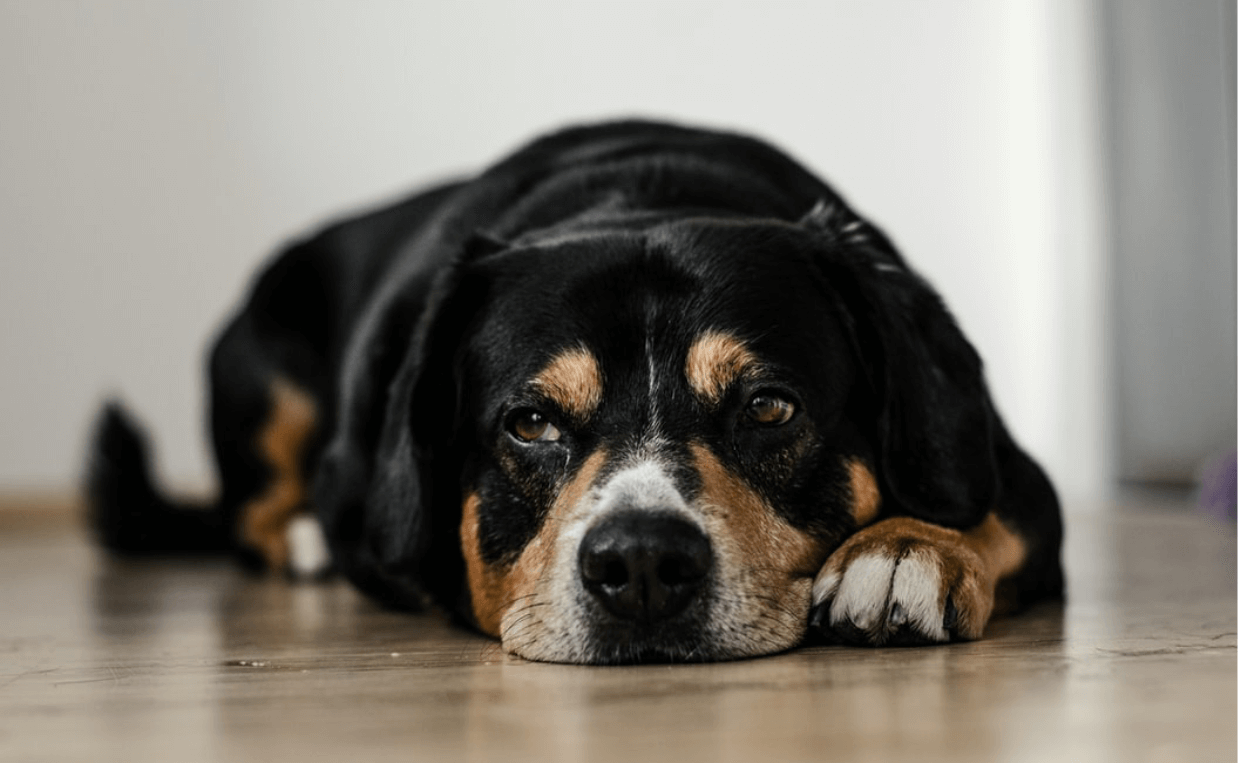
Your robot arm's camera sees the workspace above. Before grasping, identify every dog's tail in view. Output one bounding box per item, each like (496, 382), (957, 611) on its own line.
(86, 402), (231, 554)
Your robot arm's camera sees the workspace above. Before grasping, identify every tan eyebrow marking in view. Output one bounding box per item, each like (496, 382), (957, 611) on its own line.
(531, 346), (603, 419)
(847, 459), (882, 527)
(685, 331), (760, 404)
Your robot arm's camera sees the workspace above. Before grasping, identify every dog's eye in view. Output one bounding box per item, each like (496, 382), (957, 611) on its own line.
(508, 409), (562, 443)
(745, 393), (795, 426)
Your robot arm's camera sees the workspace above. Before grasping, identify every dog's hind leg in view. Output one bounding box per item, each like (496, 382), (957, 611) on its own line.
(235, 376), (322, 574)
(208, 298), (330, 577)
(209, 315), (333, 577)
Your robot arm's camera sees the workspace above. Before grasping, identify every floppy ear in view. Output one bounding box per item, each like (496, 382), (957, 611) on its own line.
(314, 236), (495, 610)
(802, 200), (998, 528)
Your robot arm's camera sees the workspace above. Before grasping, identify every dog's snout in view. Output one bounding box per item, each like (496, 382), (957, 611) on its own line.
(578, 512), (712, 623)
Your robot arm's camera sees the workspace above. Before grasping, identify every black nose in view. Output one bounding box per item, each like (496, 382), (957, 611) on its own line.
(578, 512), (713, 623)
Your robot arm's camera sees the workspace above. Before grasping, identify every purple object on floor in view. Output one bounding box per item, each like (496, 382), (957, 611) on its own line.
(1198, 451), (1237, 521)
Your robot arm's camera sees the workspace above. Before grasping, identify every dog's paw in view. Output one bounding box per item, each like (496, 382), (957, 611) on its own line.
(285, 514), (333, 579)
(808, 517), (995, 646)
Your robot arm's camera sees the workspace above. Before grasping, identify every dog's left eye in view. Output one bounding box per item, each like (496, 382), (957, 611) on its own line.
(508, 409), (563, 443)
(745, 393), (796, 426)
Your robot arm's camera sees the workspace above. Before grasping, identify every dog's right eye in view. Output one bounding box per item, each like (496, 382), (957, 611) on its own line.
(507, 409), (563, 444)
(744, 392), (796, 426)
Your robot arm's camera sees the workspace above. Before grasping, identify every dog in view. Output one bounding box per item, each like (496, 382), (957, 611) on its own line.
(88, 120), (1064, 664)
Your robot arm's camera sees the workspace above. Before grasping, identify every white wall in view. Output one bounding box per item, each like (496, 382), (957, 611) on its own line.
(1106, 0), (1236, 483)
(0, 0), (1109, 501)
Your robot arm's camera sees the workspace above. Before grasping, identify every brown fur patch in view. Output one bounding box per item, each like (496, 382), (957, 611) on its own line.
(238, 377), (318, 569)
(461, 450), (608, 638)
(690, 443), (826, 586)
(821, 512), (1026, 639)
(685, 331), (759, 405)
(962, 512), (1027, 616)
(532, 347), (603, 420)
(460, 492), (501, 635)
(847, 460), (881, 526)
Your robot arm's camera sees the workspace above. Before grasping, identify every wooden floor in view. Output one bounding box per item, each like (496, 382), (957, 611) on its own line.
(0, 496), (1233, 763)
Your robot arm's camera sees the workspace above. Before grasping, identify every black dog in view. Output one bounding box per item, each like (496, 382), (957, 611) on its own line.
(89, 121), (1063, 664)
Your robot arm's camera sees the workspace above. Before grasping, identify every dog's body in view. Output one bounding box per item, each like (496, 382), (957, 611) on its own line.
(89, 121), (1063, 664)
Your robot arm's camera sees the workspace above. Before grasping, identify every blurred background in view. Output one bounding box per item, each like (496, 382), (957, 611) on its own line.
(0, 0), (1232, 508)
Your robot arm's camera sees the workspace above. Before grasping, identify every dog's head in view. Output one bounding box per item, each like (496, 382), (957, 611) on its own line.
(318, 201), (998, 664)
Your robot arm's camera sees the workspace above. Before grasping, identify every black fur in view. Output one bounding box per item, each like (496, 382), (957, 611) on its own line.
(87, 120), (1063, 645)
(87, 404), (227, 553)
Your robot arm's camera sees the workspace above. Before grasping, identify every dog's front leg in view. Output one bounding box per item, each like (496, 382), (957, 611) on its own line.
(808, 514), (1026, 646)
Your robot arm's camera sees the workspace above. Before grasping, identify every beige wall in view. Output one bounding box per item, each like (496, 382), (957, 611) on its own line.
(0, 1), (1109, 499)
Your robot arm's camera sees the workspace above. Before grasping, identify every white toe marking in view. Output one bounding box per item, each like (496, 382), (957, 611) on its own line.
(830, 553), (896, 630)
(889, 549), (949, 641)
(286, 514), (331, 577)
(811, 568), (841, 605)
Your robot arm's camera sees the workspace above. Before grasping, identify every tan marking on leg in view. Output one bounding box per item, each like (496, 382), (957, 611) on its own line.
(961, 512), (1027, 617)
(685, 331), (760, 405)
(817, 512), (1026, 640)
(847, 459), (881, 526)
(690, 442), (827, 600)
(461, 450), (608, 638)
(532, 347), (603, 420)
(239, 377), (318, 570)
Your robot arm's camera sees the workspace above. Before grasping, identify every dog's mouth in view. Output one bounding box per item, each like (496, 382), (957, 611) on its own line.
(573, 625), (721, 665)
(506, 577), (812, 665)
(498, 541), (816, 666)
